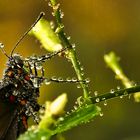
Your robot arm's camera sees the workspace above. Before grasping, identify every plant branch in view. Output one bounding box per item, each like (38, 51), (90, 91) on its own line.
(50, 0), (90, 99)
(104, 52), (140, 102)
(91, 85), (140, 104)
(104, 52), (132, 87)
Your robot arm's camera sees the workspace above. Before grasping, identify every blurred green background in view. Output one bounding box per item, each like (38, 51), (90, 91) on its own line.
(0, 0), (140, 140)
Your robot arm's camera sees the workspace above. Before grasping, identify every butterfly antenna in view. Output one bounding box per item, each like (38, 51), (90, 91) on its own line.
(0, 43), (10, 58)
(10, 12), (45, 57)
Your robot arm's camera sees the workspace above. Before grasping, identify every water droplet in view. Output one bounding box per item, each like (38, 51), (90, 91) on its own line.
(32, 78), (39, 88)
(110, 89), (115, 94)
(0, 43), (4, 48)
(44, 54), (51, 59)
(48, 2), (52, 7)
(77, 61), (81, 65)
(51, 76), (57, 80)
(81, 72), (84, 76)
(14, 84), (18, 87)
(52, 12), (55, 16)
(100, 112), (104, 117)
(85, 78), (90, 83)
(59, 24), (64, 30)
(54, 3), (60, 10)
(50, 21), (55, 29)
(13, 91), (18, 96)
(94, 91), (98, 97)
(44, 78), (51, 85)
(120, 95), (123, 99)
(72, 44), (76, 48)
(117, 86), (121, 90)
(71, 109), (74, 112)
(66, 111), (70, 115)
(59, 117), (64, 121)
(101, 97), (106, 101)
(60, 11), (64, 18)
(72, 77), (77, 82)
(89, 91), (91, 95)
(77, 84), (81, 89)
(67, 36), (71, 40)
(58, 77), (63, 82)
(39, 108), (45, 114)
(66, 77), (72, 82)
(74, 105), (78, 110)
(80, 66), (84, 71)
(95, 98), (100, 103)
(134, 83), (137, 86)
(75, 101), (78, 104)
(36, 62), (42, 70)
(104, 100), (107, 106)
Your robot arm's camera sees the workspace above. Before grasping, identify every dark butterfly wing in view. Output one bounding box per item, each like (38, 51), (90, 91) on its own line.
(0, 83), (27, 140)
(0, 83), (18, 140)
(0, 101), (18, 140)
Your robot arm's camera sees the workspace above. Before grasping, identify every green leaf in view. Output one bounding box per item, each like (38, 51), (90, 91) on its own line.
(18, 128), (52, 140)
(18, 104), (100, 140)
(30, 18), (62, 52)
(53, 104), (101, 134)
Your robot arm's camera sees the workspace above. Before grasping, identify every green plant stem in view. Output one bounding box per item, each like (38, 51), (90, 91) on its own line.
(91, 85), (140, 104)
(50, 0), (90, 99)
(104, 52), (140, 102)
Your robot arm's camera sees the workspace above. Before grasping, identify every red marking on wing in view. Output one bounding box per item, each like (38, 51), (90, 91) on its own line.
(24, 75), (30, 81)
(9, 95), (15, 103)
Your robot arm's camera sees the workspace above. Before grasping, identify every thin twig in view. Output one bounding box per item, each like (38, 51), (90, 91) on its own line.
(50, 0), (90, 99)
(91, 85), (140, 104)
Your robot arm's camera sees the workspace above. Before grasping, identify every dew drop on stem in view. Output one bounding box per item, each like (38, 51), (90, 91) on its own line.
(100, 112), (104, 117)
(58, 77), (63, 82)
(44, 78), (51, 85)
(104, 100), (107, 106)
(110, 89), (115, 94)
(94, 91), (98, 97)
(120, 95), (123, 99)
(77, 84), (81, 89)
(117, 86), (121, 90)
(85, 78), (90, 83)
(67, 36), (71, 40)
(95, 98), (100, 103)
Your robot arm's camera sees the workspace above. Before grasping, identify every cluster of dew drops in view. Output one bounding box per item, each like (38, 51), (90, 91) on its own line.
(93, 84), (136, 117)
(47, 1), (90, 88)
(46, 0), (136, 119)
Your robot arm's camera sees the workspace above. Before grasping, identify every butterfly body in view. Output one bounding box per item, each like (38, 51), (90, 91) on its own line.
(0, 54), (40, 139)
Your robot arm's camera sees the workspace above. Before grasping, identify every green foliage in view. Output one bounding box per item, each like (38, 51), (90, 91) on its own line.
(104, 52), (140, 102)
(53, 104), (100, 134)
(18, 128), (52, 140)
(18, 97), (100, 140)
(29, 19), (62, 52)
(104, 52), (132, 88)
(18, 0), (140, 139)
